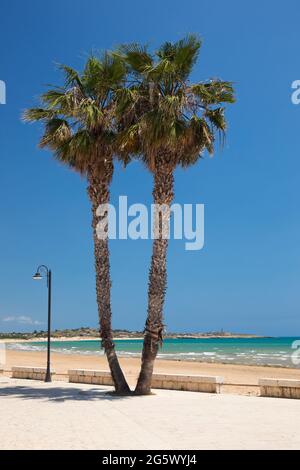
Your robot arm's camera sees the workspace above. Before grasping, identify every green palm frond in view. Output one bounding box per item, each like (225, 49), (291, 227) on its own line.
(24, 52), (128, 176)
(191, 80), (235, 105)
(115, 87), (136, 114)
(117, 36), (235, 169)
(101, 53), (126, 86)
(82, 53), (126, 99)
(22, 108), (58, 122)
(117, 43), (153, 74)
(40, 88), (83, 116)
(205, 107), (227, 130)
(76, 99), (104, 128)
(39, 118), (71, 149)
(25, 40), (234, 176)
(58, 64), (84, 91)
(156, 34), (201, 80)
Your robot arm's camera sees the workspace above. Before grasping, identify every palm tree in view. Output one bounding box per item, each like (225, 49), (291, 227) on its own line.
(117, 35), (235, 394)
(23, 54), (131, 394)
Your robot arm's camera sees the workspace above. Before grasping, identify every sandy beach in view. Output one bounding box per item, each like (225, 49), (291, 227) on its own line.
(3, 348), (300, 395)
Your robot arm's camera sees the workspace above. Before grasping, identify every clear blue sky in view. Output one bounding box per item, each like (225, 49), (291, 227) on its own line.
(0, 0), (299, 336)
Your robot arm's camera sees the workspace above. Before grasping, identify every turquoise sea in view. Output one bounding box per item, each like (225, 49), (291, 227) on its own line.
(9, 337), (300, 368)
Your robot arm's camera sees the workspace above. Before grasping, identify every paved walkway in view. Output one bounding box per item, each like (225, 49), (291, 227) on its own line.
(0, 377), (299, 449)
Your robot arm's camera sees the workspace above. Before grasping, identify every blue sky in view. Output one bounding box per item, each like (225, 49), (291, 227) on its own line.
(0, 0), (299, 336)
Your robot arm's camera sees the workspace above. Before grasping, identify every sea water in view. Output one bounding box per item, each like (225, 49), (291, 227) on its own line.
(8, 336), (300, 368)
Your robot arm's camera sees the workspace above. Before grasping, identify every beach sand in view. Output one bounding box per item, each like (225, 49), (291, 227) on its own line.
(3, 349), (300, 395)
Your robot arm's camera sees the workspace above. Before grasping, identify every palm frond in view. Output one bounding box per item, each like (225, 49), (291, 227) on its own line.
(58, 64), (84, 91)
(82, 53), (126, 98)
(156, 34), (201, 80)
(22, 108), (58, 122)
(191, 80), (235, 105)
(117, 43), (153, 74)
(24, 52), (127, 175)
(39, 118), (71, 149)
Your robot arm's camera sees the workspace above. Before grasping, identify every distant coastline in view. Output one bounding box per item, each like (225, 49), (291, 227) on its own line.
(0, 327), (270, 342)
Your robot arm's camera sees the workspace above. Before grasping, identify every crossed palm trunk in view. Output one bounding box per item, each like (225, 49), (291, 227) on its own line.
(88, 162), (131, 394)
(88, 154), (174, 395)
(136, 154), (175, 394)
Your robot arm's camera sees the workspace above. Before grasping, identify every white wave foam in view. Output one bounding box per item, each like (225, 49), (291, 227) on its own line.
(7, 341), (294, 368)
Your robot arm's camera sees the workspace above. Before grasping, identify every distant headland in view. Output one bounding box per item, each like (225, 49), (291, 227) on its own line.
(0, 327), (268, 341)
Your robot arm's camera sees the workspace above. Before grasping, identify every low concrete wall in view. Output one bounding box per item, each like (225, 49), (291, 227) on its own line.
(68, 370), (223, 393)
(12, 366), (55, 381)
(259, 378), (300, 399)
(151, 373), (223, 393)
(68, 369), (114, 386)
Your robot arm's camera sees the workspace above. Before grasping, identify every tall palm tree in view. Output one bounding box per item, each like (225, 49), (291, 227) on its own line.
(117, 35), (235, 394)
(23, 54), (131, 394)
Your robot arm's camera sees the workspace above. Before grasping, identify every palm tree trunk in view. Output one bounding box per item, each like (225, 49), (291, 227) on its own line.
(135, 154), (174, 395)
(88, 161), (130, 394)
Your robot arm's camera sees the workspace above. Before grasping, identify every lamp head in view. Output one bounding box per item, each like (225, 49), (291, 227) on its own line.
(33, 272), (42, 280)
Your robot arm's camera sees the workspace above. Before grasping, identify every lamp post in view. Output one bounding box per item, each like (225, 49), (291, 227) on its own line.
(33, 265), (52, 382)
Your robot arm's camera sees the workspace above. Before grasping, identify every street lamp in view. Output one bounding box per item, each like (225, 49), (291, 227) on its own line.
(33, 265), (52, 382)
